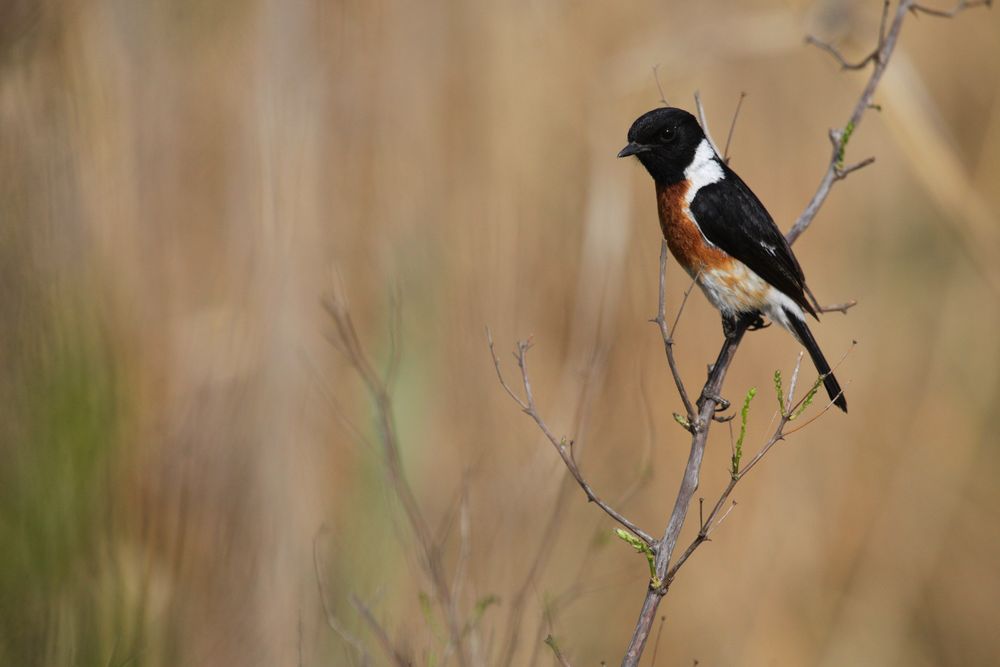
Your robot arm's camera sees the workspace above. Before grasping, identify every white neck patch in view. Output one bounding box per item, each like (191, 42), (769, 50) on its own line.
(683, 139), (724, 204)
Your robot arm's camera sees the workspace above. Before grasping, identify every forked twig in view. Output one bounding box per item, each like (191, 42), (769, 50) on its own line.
(652, 240), (696, 423)
(486, 329), (655, 546)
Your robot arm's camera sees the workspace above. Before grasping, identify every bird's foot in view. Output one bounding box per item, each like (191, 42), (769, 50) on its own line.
(743, 313), (770, 331)
(700, 391), (730, 412)
(722, 312), (769, 339)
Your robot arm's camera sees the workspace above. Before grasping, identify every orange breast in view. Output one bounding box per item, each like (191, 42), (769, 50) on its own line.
(656, 181), (731, 274)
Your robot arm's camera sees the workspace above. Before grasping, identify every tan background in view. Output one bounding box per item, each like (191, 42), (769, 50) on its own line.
(1, 0), (998, 665)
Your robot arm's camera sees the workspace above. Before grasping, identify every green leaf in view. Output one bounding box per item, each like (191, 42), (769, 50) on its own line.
(792, 376), (824, 420)
(773, 370), (786, 416)
(732, 387), (756, 477)
(615, 529), (658, 587)
(837, 120), (856, 170)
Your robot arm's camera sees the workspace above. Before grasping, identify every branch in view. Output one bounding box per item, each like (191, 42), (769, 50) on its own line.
(722, 91), (747, 164)
(910, 0), (992, 17)
(805, 36), (880, 71)
(693, 91), (721, 157)
(486, 329), (655, 546)
(652, 240), (696, 424)
(324, 293), (470, 667)
(816, 299), (858, 315)
(621, 1), (987, 663)
(652, 65), (669, 106)
(788, 0), (973, 244)
(665, 349), (853, 583)
(350, 594), (410, 667)
(544, 635), (575, 667)
(313, 529), (372, 667)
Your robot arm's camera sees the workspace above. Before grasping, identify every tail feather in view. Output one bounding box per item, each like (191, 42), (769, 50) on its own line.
(783, 308), (847, 412)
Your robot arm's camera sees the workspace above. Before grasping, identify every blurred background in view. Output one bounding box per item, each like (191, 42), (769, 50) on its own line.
(1, 0), (998, 665)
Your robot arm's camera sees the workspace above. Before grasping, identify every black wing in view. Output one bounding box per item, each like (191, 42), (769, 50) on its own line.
(689, 165), (817, 318)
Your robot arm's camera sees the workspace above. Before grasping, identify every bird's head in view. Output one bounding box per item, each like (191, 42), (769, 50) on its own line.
(617, 107), (707, 184)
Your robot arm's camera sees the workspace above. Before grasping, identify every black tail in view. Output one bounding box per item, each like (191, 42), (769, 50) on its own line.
(784, 308), (847, 413)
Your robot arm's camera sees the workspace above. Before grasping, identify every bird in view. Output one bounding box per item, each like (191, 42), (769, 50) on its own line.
(618, 106), (847, 412)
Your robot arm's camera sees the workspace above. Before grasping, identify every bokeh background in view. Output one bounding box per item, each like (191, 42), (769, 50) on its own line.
(2, 0), (999, 665)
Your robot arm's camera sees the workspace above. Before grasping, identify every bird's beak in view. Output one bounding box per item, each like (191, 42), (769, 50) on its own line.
(617, 142), (649, 158)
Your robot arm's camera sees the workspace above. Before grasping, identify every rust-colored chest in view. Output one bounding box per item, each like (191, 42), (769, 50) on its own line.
(656, 180), (730, 273)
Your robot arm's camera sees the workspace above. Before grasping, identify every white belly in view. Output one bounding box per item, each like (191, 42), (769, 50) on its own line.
(695, 262), (806, 335)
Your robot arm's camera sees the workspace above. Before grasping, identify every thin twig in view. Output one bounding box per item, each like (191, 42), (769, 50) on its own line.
(312, 530), (372, 666)
(787, 0), (987, 244)
(816, 299), (858, 315)
(326, 294), (469, 667)
(497, 342), (608, 665)
(722, 92), (747, 164)
(544, 635), (574, 667)
(911, 0), (992, 18)
(652, 240), (696, 422)
(835, 156), (876, 180)
(693, 91), (721, 156)
(787, 352), (804, 407)
(805, 36), (879, 71)
(666, 345), (856, 583)
(350, 595), (409, 667)
(486, 329), (655, 546)
(652, 65), (669, 106)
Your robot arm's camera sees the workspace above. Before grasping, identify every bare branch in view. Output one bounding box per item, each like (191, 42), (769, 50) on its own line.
(817, 299), (858, 315)
(486, 330), (655, 546)
(544, 635), (574, 667)
(652, 240), (696, 423)
(911, 0), (991, 18)
(693, 90), (721, 156)
(788, 0), (987, 245)
(805, 36), (879, 71)
(835, 156), (876, 180)
(722, 91), (747, 164)
(497, 342), (609, 665)
(350, 594), (409, 667)
(327, 292), (470, 667)
(652, 65), (669, 106)
(787, 352), (804, 407)
(313, 530), (372, 666)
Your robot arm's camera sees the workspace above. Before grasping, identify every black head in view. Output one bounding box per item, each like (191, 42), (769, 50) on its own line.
(617, 107), (707, 184)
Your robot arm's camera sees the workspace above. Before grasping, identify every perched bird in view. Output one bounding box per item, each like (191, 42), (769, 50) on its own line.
(618, 107), (847, 412)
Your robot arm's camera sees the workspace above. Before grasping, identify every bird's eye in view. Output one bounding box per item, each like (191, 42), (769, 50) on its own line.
(659, 127), (676, 143)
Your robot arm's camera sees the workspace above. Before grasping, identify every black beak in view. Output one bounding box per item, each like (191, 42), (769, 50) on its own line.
(617, 142), (649, 158)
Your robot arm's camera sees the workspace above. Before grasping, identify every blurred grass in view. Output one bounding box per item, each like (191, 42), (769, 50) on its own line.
(0, 0), (998, 665)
